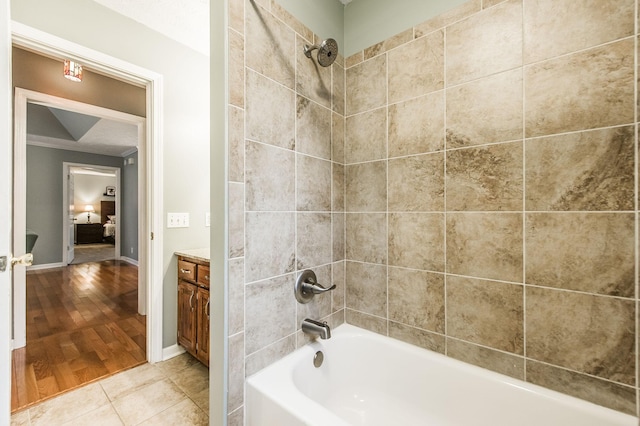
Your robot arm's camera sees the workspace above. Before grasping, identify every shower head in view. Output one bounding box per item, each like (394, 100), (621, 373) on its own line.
(303, 38), (338, 67)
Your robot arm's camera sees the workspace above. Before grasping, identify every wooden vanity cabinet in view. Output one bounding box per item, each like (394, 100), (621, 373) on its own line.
(177, 255), (210, 367)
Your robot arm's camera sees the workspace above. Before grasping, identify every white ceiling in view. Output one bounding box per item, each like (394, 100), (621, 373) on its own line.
(27, 104), (138, 157)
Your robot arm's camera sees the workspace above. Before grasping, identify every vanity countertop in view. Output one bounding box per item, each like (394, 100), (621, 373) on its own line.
(175, 248), (210, 263)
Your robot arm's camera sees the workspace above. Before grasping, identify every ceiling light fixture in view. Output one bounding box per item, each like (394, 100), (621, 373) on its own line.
(63, 59), (83, 82)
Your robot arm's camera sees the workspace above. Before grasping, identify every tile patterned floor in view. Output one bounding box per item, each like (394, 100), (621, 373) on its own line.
(10, 353), (209, 426)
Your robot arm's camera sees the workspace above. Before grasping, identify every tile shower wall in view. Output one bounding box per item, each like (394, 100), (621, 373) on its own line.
(226, 0), (345, 423)
(343, 0), (638, 417)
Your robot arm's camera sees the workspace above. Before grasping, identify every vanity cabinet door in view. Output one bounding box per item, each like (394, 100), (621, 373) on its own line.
(196, 287), (210, 366)
(177, 280), (197, 356)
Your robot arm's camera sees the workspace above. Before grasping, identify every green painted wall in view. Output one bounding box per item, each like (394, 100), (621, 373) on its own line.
(276, 0), (472, 58)
(274, 0), (345, 54)
(344, 0), (468, 56)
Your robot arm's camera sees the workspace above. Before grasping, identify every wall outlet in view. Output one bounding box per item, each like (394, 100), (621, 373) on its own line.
(167, 212), (190, 228)
(205, 212), (210, 227)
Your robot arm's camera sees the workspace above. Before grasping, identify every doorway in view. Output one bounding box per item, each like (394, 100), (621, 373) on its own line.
(8, 24), (165, 412)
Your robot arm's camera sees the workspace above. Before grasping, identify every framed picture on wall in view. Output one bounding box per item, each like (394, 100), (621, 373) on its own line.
(105, 186), (116, 196)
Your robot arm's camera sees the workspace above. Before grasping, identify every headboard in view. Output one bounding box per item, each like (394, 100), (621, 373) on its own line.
(100, 201), (115, 224)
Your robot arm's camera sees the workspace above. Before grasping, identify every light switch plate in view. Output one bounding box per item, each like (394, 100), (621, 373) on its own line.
(205, 212), (210, 227)
(167, 212), (190, 228)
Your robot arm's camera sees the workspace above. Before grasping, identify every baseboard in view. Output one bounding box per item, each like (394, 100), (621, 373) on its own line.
(27, 262), (65, 271)
(119, 256), (139, 266)
(162, 344), (186, 361)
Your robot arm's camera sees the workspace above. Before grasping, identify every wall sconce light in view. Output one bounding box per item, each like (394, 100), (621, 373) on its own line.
(64, 59), (83, 82)
(84, 204), (95, 223)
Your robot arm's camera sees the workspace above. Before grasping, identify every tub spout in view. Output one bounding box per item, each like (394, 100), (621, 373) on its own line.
(301, 318), (331, 339)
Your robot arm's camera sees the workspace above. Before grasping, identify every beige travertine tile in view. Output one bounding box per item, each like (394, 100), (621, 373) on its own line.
(332, 61), (345, 115)
(62, 403), (124, 426)
(388, 213), (445, 272)
(169, 361), (209, 399)
(364, 29), (413, 60)
(138, 399), (208, 426)
(228, 408), (244, 426)
(447, 276), (524, 354)
(388, 267), (444, 332)
(345, 51), (363, 68)
(526, 287), (635, 385)
(296, 264), (332, 324)
(332, 260), (346, 311)
(245, 334), (296, 376)
(526, 360), (637, 415)
(345, 107), (387, 163)
(346, 213), (387, 264)
(245, 212), (295, 282)
(228, 182), (244, 258)
(296, 96), (332, 160)
(446, 0), (522, 86)
(332, 163), (345, 212)
(155, 353), (200, 377)
(388, 91), (445, 157)
(523, 0), (635, 64)
(388, 153), (444, 212)
(296, 154), (331, 211)
(345, 308), (387, 335)
(414, 0), (482, 37)
(446, 142), (523, 211)
(271, 1), (313, 42)
(446, 69), (523, 147)
(388, 30), (444, 104)
(525, 126), (635, 211)
(245, 273), (296, 354)
(346, 54), (387, 115)
(296, 37), (331, 109)
(332, 213), (345, 263)
(228, 258), (244, 336)
(345, 161), (387, 212)
(328, 308), (346, 328)
(10, 410), (30, 426)
(245, 140), (295, 211)
(525, 38), (634, 138)
(245, 69), (295, 149)
(346, 262), (387, 318)
(229, 0), (244, 34)
(112, 379), (186, 426)
(525, 213), (634, 297)
(228, 29), (244, 108)
(29, 383), (109, 426)
(297, 213), (332, 269)
(100, 363), (165, 402)
(245, 0), (295, 89)
(482, 0), (508, 8)
(228, 333), (244, 412)
(228, 106), (244, 183)
(446, 338), (524, 379)
(446, 213), (523, 282)
(388, 321), (445, 353)
(331, 112), (345, 164)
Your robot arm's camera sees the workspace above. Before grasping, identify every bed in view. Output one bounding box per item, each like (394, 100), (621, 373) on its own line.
(101, 200), (116, 245)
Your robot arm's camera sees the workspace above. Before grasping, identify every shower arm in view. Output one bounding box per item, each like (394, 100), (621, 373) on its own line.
(303, 43), (319, 58)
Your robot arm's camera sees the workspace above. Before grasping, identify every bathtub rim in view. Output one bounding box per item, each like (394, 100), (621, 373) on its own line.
(245, 323), (638, 425)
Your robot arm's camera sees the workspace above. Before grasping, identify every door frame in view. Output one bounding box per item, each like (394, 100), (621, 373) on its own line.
(11, 22), (164, 363)
(62, 161), (123, 265)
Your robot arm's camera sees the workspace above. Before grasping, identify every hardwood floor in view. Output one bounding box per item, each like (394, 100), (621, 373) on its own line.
(11, 260), (146, 413)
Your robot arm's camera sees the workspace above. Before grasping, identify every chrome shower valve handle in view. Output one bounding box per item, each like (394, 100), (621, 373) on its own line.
(295, 269), (336, 304)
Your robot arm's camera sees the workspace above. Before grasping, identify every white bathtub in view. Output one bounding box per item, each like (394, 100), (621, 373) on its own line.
(246, 324), (637, 426)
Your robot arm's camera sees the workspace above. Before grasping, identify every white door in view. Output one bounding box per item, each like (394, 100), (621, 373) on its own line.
(0, 0), (13, 422)
(67, 171), (75, 263)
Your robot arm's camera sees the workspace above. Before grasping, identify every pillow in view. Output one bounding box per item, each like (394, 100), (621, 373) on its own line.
(107, 215), (116, 224)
